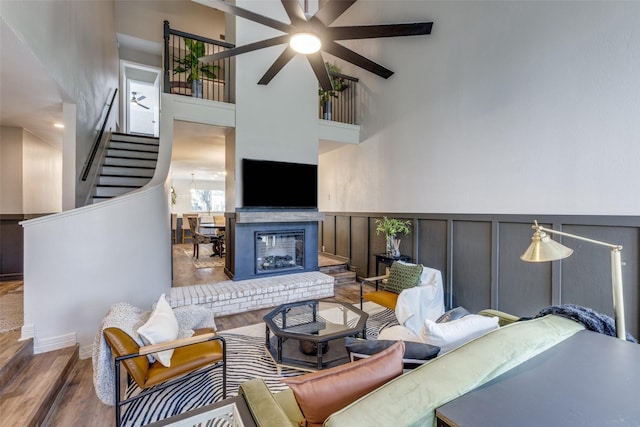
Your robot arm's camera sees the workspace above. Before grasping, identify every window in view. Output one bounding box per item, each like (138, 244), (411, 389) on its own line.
(191, 189), (225, 212)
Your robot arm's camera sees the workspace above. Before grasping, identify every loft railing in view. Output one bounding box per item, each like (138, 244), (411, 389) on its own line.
(163, 21), (359, 124)
(319, 71), (359, 125)
(163, 21), (234, 103)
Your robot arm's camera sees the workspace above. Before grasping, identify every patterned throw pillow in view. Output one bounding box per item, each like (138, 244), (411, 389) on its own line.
(384, 261), (423, 294)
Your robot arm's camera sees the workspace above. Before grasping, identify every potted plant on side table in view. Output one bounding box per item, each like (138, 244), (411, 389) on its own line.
(173, 38), (219, 98)
(375, 217), (412, 257)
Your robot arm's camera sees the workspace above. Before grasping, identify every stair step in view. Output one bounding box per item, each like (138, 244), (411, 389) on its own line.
(98, 175), (151, 187)
(0, 331), (33, 390)
(95, 186), (140, 198)
(110, 133), (159, 146)
(104, 157), (157, 168)
(101, 166), (155, 177)
(0, 345), (78, 427)
(332, 270), (357, 286)
(106, 148), (158, 160)
(109, 141), (159, 153)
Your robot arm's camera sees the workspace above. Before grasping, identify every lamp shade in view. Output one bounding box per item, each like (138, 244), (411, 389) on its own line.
(520, 230), (574, 262)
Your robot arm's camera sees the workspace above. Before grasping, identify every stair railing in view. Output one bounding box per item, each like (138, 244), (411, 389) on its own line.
(80, 88), (118, 181)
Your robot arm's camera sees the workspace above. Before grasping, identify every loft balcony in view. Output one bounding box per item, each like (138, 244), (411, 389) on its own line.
(163, 21), (359, 126)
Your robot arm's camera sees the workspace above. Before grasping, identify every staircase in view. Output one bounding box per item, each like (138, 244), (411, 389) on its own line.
(0, 330), (79, 425)
(318, 254), (357, 286)
(92, 132), (159, 204)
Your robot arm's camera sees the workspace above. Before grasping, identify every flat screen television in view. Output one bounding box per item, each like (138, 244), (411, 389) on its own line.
(242, 158), (318, 209)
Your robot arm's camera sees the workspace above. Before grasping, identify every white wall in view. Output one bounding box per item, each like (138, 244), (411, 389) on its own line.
(233, 0), (319, 208)
(1, 1), (120, 207)
(23, 131), (62, 214)
(0, 126), (23, 214)
(319, 1), (640, 216)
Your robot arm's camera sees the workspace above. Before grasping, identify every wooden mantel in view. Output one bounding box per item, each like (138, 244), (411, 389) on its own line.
(234, 210), (325, 224)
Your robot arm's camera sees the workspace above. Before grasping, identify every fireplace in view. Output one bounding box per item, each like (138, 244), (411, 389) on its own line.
(227, 210), (324, 281)
(255, 230), (304, 275)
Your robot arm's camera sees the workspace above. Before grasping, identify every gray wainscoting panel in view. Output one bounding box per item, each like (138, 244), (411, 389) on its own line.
(350, 216), (369, 278)
(498, 222), (553, 317)
(452, 220), (492, 312)
(560, 224), (639, 337)
(335, 215), (350, 259)
(417, 219), (448, 282)
(322, 214), (336, 254)
(320, 212), (640, 338)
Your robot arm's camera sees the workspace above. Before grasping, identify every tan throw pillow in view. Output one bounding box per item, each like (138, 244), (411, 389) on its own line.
(281, 341), (405, 427)
(384, 261), (423, 294)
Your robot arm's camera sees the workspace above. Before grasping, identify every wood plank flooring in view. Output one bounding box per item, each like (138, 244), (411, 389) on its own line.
(1, 248), (362, 426)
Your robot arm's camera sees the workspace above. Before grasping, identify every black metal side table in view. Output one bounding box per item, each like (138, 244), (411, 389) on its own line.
(375, 253), (411, 275)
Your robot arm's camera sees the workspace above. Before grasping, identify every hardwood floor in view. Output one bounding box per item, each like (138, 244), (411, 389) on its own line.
(2, 247), (362, 425)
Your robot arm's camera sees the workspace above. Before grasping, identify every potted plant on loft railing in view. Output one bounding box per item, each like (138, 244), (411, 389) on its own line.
(173, 38), (219, 99)
(376, 217), (412, 257)
(319, 62), (347, 120)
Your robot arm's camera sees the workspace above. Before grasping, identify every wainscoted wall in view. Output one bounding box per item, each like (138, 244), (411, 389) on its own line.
(320, 213), (640, 337)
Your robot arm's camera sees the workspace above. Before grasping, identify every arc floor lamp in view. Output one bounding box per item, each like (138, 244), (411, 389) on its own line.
(520, 220), (626, 340)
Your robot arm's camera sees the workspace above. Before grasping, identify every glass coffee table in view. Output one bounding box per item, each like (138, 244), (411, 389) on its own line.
(263, 300), (368, 372)
(144, 396), (256, 426)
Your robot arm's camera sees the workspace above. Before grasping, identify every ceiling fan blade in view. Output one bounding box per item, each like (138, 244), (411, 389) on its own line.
(311, 0), (356, 26)
(193, 0), (292, 33)
(139, 103), (150, 110)
(307, 52), (332, 91)
(200, 35), (290, 63)
(281, 0), (307, 26)
(257, 46), (297, 85)
(136, 95), (146, 102)
(324, 40), (394, 79)
(328, 22), (433, 40)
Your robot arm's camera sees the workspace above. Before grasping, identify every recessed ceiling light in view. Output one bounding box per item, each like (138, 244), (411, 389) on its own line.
(54, 123), (64, 129)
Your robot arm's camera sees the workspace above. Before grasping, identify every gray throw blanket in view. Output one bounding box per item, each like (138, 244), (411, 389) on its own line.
(92, 302), (217, 405)
(530, 304), (637, 343)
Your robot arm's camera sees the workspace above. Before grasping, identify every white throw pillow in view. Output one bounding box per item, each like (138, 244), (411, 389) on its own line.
(421, 314), (499, 354)
(137, 294), (179, 367)
(377, 325), (423, 343)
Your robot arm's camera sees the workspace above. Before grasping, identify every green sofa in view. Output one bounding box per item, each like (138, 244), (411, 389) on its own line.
(239, 312), (584, 427)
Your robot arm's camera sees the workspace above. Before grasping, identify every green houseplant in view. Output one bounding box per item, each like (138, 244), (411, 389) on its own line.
(319, 62), (347, 120)
(376, 217), (412, 256)
(173, 38), (219, 98)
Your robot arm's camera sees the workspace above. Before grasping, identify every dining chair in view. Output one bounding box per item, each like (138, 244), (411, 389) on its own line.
(181, 214), (199, 244)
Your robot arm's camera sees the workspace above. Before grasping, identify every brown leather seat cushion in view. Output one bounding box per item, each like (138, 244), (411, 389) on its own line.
(363, 290), (399, 310)
(103, 327), (222, 389)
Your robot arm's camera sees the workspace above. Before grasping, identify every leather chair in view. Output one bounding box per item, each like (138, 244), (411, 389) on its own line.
(103, 327), (226, 427)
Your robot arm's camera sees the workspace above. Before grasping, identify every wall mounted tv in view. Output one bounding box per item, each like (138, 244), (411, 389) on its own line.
(242, 158), (318, 209)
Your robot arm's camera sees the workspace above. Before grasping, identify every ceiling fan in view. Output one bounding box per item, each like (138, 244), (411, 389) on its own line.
(195, 0), (433, 91)
(130, 92), (150, 109)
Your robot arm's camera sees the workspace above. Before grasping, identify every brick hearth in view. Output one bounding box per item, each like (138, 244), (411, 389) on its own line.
(167, 272), (334, 316)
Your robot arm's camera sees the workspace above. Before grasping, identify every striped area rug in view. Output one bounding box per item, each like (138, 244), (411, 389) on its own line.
(121, 308), (398, 427)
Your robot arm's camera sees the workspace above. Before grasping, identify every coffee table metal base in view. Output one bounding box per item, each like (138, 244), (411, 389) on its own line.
(266, 335), (351, 374)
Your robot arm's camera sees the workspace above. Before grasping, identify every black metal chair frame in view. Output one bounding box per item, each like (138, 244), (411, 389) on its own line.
(113, 335), (227, 427)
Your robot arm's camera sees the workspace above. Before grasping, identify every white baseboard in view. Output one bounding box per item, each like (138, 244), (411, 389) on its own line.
(20, 323), (34, 341)
(34, 332), (77, 354)
(79, 342), (94, 360)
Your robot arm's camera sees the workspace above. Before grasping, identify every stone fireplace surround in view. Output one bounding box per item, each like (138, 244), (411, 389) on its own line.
(228, 210), (325, 281)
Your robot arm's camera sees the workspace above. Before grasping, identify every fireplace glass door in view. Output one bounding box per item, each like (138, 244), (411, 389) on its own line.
(255, 230), (304, 275)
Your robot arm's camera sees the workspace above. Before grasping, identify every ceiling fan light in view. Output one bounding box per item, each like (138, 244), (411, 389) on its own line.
(289, 33), (321, 54)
